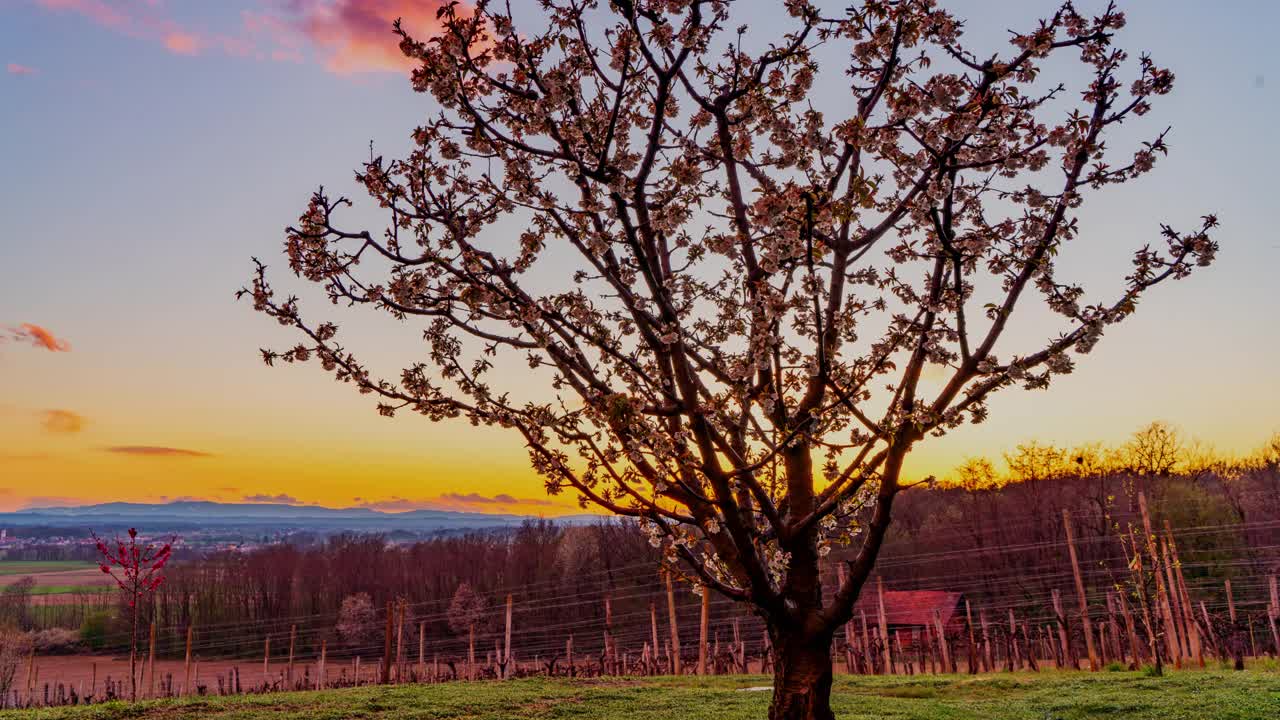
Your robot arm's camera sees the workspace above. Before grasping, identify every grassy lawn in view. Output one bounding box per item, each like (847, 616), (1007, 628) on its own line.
(6, 670), (1279, 719)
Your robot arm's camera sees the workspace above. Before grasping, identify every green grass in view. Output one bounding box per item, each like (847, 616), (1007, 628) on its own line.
(5, 670), (1279, 719)
(27, 586), (109, 596)
(0, 561), (96, 576)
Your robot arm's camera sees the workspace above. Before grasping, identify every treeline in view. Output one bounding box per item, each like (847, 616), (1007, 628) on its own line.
(877, 425), (1280, 616)
(58, 424), (1280, 663)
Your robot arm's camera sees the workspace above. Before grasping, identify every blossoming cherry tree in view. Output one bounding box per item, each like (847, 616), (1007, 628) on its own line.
(243, 2), (1216, 717)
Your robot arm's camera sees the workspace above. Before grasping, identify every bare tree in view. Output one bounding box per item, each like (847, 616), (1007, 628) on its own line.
(243, 2), (1216, 717)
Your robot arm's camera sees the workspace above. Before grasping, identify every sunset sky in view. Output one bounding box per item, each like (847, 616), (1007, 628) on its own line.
(1, 0), (1277, 514)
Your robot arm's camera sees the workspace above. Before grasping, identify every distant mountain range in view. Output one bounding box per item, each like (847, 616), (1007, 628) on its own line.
(0, 500), (599, 534)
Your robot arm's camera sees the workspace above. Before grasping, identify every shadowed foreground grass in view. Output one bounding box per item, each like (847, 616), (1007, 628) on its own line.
(7, 670), (1279, 719)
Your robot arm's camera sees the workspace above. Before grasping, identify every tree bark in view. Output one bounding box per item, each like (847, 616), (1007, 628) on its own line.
(768, 626), (835, 720)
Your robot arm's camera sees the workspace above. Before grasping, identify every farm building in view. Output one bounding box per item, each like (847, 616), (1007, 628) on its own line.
(854, 589), (966, 644)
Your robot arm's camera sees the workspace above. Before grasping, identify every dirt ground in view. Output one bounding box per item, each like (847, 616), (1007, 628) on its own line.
(22, 653), (425, 698)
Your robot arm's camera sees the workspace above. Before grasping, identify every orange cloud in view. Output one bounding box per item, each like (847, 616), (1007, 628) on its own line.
(6, 63), (38, 75)
(42, 409), (86, 434)
(6, 323), (71, 352)
(163, 32), (201, 55)
(105, 445), (212, 458)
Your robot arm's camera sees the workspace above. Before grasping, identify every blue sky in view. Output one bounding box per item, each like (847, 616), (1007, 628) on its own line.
(1, 0), (1276, 510)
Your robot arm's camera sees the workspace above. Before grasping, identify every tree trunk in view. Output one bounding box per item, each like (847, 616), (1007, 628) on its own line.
(768, 627), (835, 720)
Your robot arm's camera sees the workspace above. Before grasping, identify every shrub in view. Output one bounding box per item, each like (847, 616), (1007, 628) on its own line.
(31, 628), (81, 655)
(80, 611), (112, 651)
(336, 593), (377, 649)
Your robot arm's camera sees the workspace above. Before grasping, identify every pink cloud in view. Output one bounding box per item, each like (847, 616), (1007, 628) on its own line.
(356, 493), (558, 513)
(163, 31), (201, 55)
(35, 0), (207, 57)
(34, 0), (474, 74)
(7, 63), (38, 75)
(291, 0), (455, 74)
(37, 0), (128, 29)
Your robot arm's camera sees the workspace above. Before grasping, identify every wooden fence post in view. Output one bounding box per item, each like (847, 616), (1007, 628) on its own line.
(318, 639), (327, 690)
(1063, 510), (1098, 670)
(263, 636), (270, 686)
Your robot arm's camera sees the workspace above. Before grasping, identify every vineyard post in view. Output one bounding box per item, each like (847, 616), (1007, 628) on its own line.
(467, 624), (476, 681)
(965, 600), (977, 675)
(1117, 592), (1142, 668)
(183, 625), (192, 697)
(287, 624), (296, 689)
(1226, 579), (1244, 670)
(664, 571), (680, 675)
(837, 565), (855, 672)
(698, 587), (709, 676)
(1008, 608), (1023, 669)
(147, 621), (156, 698)
(262, 637), (270, 686)
(1022, 620), (1039, 672)
(1138, 492), (1181, 664)
(933, 609), (952, 672)
(1160, 538), (1188, 663)
(381, 602), (393, 684)
(1268, 576), (1280, 658)
(503, 594), (513, 680)
(318, 639), (327, 690)
(877, 577), (893, 674)
(648, 602), (659, 675)
(1051, 591), (1069, 669)
(1166, 527), (1203, 666)
(979, 610), (993, 672)
(418, 621), (426, 679)
(859, 610), (872, 674)
(1063, 510), (1098, 670)
(603, 594), (613, 676)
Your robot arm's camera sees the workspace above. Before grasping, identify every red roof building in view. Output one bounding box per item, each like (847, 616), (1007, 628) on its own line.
(853, 589), (966, 644)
